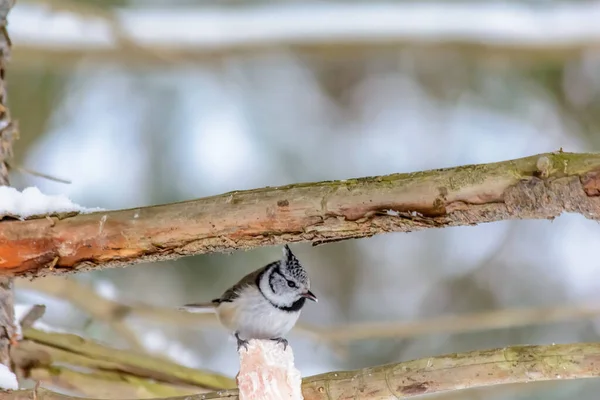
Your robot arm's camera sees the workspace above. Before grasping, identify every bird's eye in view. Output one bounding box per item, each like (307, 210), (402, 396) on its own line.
(287, 280), (297, 288)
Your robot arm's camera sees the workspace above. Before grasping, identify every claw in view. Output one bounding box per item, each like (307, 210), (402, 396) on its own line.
(235, 332), (249, 352)
(270, 337), (288, 350)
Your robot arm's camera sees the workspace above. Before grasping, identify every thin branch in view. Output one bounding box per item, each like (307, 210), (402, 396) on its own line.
(15, 276), (321, 340)
(318, 303), (600, 342)
(11, 328), (235, 391)
(11, 3), (600, 68)
(18, 304), (45, 331)
(2, 152), (600, 277)
(17, 277), (600, 346)
(27, 366), (205, 399)
(4, 342), (600, 399)
(20, 0), (181, 65)
(7, 162), (71, 184)
(16, 276), (221, 328)
(17, 277), (146, 352)
(11, 40), (592, 71)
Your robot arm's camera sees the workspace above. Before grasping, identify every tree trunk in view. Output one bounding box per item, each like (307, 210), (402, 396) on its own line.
(0, 0), (17, 369)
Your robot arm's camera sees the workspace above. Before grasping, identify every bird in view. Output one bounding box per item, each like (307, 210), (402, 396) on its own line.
(179, 244), (317, 351)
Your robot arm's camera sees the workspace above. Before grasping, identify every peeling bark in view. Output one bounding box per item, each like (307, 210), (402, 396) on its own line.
(1, 152), (600, 277)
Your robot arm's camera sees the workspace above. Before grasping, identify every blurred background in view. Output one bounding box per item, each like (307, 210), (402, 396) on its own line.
(7, 0), (600, 399)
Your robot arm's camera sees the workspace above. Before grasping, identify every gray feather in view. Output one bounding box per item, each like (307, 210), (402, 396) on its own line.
(178, 302), (217, 313)
(216, 262), (276, 303)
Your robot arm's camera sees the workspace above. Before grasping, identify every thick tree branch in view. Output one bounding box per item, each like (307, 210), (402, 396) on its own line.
(3, 342), (600, 399)
(2, 152), (600, 277)
(301, 342), (600, 399)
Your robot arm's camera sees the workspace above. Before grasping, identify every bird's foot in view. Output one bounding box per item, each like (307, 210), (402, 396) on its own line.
(270, 337), (288, 350)
(235, 332), (249, 352)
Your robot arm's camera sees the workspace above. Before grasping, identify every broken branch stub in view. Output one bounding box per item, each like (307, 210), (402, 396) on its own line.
(236, 340), (303, 400)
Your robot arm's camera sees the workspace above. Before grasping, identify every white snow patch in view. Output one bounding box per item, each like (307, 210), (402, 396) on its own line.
(0, 186), (104, 219)
(0, 364), (18, 390)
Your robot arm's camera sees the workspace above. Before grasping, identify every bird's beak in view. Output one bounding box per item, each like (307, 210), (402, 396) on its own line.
(302, 290), (318, 302)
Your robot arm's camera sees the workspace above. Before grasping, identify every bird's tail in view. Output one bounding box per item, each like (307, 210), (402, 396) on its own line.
(178, 302), (217, 313)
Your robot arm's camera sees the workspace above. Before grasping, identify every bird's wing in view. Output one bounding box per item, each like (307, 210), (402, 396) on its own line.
(216, 261), (278, 303)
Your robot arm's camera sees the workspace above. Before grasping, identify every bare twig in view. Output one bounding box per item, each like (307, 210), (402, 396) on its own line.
(16, 276), (216, 353)
(7, 162), (71, 184)
(4, 342), (600, 399)
(2, 152), (600, 277)
(15, 276), (321, 341)
(16, 276), (218, 327)
(11, 3), (600, 68)
(26, 367), (205, 399)
(17, 276), (600, 348)
(21, 0), (180, 65)
(318, 303), (600, 342)
(18, 304), (45, 331)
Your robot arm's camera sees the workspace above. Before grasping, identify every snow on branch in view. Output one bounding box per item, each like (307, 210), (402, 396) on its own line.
(0, 187), (103, 220)
(0, 364), (18, 391)
(2, 151), (600, 277)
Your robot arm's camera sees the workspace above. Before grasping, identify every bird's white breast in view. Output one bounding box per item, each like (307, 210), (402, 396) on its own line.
(215, 285), (301, 340)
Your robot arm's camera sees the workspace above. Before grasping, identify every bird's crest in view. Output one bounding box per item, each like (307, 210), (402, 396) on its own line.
(282, 244), (308, 283)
